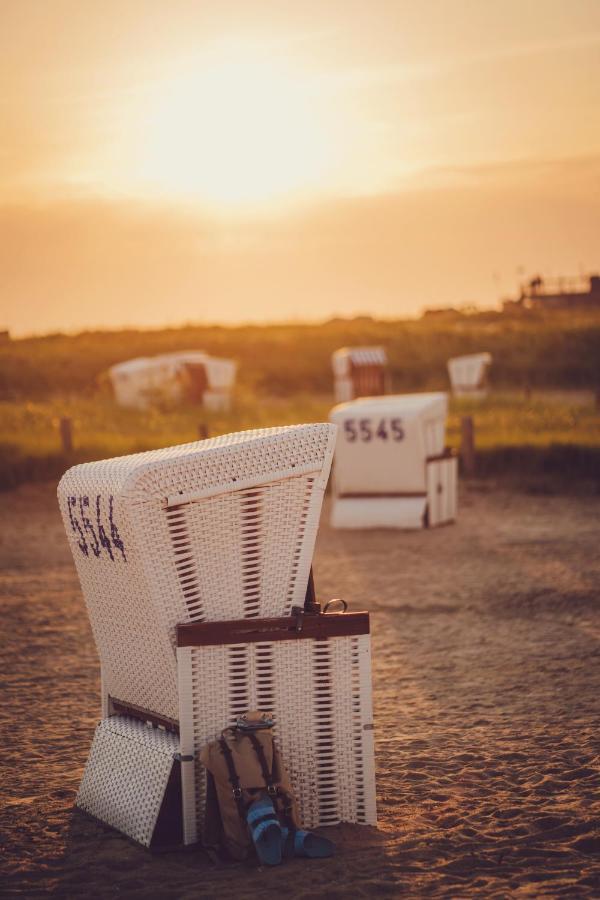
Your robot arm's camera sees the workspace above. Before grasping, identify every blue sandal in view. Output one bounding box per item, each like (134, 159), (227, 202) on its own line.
(247, 797), (283, 866)
(282, 826), (335, 859)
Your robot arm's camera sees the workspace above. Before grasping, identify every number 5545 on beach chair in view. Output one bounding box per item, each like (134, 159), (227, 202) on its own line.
(329, 393), (457, 530)
(58, 425), (377, 848)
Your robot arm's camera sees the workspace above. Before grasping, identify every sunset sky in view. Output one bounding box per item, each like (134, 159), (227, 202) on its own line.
(1, 0), (600, 335)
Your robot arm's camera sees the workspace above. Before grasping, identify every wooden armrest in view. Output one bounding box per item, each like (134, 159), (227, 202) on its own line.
(176, 611), (370, 648)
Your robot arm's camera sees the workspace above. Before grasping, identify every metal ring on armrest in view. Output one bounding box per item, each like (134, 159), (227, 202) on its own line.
(323, 598), (348, 614)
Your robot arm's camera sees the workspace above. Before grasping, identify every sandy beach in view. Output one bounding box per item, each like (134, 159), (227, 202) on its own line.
(1, 480), (599, 898)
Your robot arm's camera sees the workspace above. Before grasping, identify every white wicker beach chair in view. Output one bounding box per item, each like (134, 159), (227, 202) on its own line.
(108, 351), (236, 411)
(447, 352), (492, 398)
(58, 425), (377, 847)
(329, 393), (457, 529)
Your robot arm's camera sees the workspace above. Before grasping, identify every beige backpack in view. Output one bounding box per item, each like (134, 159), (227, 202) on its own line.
(200, 712), (299, 860)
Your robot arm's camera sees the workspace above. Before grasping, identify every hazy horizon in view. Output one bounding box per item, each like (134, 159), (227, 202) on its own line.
(2, 0), (599, 336)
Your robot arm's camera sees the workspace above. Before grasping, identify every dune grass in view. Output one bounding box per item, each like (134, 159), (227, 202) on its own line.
(1, 388), (598, 489)
(1, 310), (599, 488)
(447, 392), (600, 480)
(1, 308), (599, 401)
(447, 391), (600, 449)
(0, 389), (328, 488)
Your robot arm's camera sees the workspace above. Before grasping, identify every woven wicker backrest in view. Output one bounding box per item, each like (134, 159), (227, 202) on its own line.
(58, 424), (337, 720)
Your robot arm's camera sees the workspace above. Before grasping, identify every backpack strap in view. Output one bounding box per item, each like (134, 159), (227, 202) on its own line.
(218, 738), (247, 823)
(247, 733), (277, 798)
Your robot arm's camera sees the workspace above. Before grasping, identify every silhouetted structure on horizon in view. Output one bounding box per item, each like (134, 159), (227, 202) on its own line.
(503, 273), (600, 312)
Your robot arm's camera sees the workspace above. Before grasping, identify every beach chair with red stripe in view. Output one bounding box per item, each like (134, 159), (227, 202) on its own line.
(331, 347), (390, 404)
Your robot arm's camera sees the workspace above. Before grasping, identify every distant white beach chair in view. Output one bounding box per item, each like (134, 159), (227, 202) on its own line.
(331, 346), (389, 404)
(447, 352), (492, 398)
(58, 425), (377, 847)
(108, 351), (237, 412)
(329, 393), (457, 529)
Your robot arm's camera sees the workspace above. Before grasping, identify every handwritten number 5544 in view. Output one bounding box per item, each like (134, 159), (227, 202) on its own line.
(67, 495), (126, 562)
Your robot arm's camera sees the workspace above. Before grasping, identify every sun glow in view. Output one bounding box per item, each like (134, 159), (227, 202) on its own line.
(129, 46), (334, 211)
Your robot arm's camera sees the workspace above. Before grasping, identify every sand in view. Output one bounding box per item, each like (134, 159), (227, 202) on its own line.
(1, 481), (599, 898)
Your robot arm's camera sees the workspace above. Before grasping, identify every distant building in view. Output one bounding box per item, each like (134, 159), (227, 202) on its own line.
(503, 273), (600, 312)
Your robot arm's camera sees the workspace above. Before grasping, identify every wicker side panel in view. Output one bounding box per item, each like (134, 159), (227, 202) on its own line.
(57, 484), (180, 720)
(426, 456), (458, 527)
(76, 717), (179, 847)
(177, 633), (377, 844)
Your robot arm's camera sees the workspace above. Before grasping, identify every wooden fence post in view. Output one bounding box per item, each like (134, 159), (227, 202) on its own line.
(59, 416), (73, 453)
(460, 415), (476, 476)
(197, 423), (210, 440)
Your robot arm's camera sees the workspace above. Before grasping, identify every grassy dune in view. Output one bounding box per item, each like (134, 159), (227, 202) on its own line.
(1, 309), (599, 488)
(2, 308), (599, 400)
(1, 389), (598, 490)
